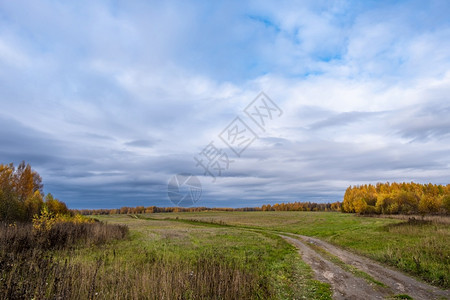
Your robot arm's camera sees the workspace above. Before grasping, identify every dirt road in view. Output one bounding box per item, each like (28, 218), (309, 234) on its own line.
(282, 235), (450, 300)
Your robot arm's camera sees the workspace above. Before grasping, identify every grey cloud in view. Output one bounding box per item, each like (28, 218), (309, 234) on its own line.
(308, 111), (385, 130)
(0, 114), (64, 164)
(394, 102), (450, 141)
(124, 139), (157, 148)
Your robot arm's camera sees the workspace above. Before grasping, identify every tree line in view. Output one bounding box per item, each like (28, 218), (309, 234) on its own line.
(261, 201), (341, 212)
(76, 201), (342, 215)
(342, 182), (450, 215)
(0, 162), (70, 222)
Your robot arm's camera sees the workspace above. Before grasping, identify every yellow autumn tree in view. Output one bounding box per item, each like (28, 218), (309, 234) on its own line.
(342, 182), (449, 215)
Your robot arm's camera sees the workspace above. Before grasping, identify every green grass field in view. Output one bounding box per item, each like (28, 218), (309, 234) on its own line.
(139, 211), (450, 288)
(91, 215), (331, 299)
(88, 214), (332, 299)
(3, 211), (447, 299)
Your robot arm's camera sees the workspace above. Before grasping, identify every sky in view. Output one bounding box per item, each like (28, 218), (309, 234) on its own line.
(1, 0), (449, 209)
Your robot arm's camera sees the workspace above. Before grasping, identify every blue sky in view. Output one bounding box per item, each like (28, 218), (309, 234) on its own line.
(1, 0), (449, 209)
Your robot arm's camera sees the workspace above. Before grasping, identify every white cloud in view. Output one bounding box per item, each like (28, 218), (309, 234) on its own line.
(0, 0), (449, 208)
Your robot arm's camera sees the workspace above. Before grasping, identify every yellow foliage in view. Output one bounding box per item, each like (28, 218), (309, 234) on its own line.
(343, 182), (449, 215)
(71, 213), (94, 224)
(32, 206), (57, 231)
(353, 198), (368, 214)
(33, 206), (93, 231)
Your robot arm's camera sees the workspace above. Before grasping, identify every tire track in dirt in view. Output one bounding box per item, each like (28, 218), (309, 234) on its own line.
(282, 235), (450, 300)
(282, 235), (387, 299)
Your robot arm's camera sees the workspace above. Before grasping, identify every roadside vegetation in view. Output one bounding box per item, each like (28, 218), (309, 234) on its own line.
(4, 213), (328, 299)
(86, 215), (332, 299)
(146, 211), (450, 289)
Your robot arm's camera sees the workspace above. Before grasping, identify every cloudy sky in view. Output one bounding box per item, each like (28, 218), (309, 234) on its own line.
(1, 0), (449, 209)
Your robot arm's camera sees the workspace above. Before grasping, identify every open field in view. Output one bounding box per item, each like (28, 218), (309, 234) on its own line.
(89, 214), (331, 299)
(2, 211), (449, 299)
(1, 215), (332, 299)
(143, 211), (450, 289)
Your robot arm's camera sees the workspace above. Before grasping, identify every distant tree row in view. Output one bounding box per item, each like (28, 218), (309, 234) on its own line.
(76, 206), (218, 215)
(261, 201), (341, 212)
(76, 206), (268, 215)
(76, 201), (342, 215)
(0, 162), (70, 222)
(342, 182), (450, 215)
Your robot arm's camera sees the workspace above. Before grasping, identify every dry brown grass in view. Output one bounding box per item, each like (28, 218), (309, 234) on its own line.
(0, 249), (265, 300)
(0, 221), (271, 299)
(0, 221), (128, 252)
